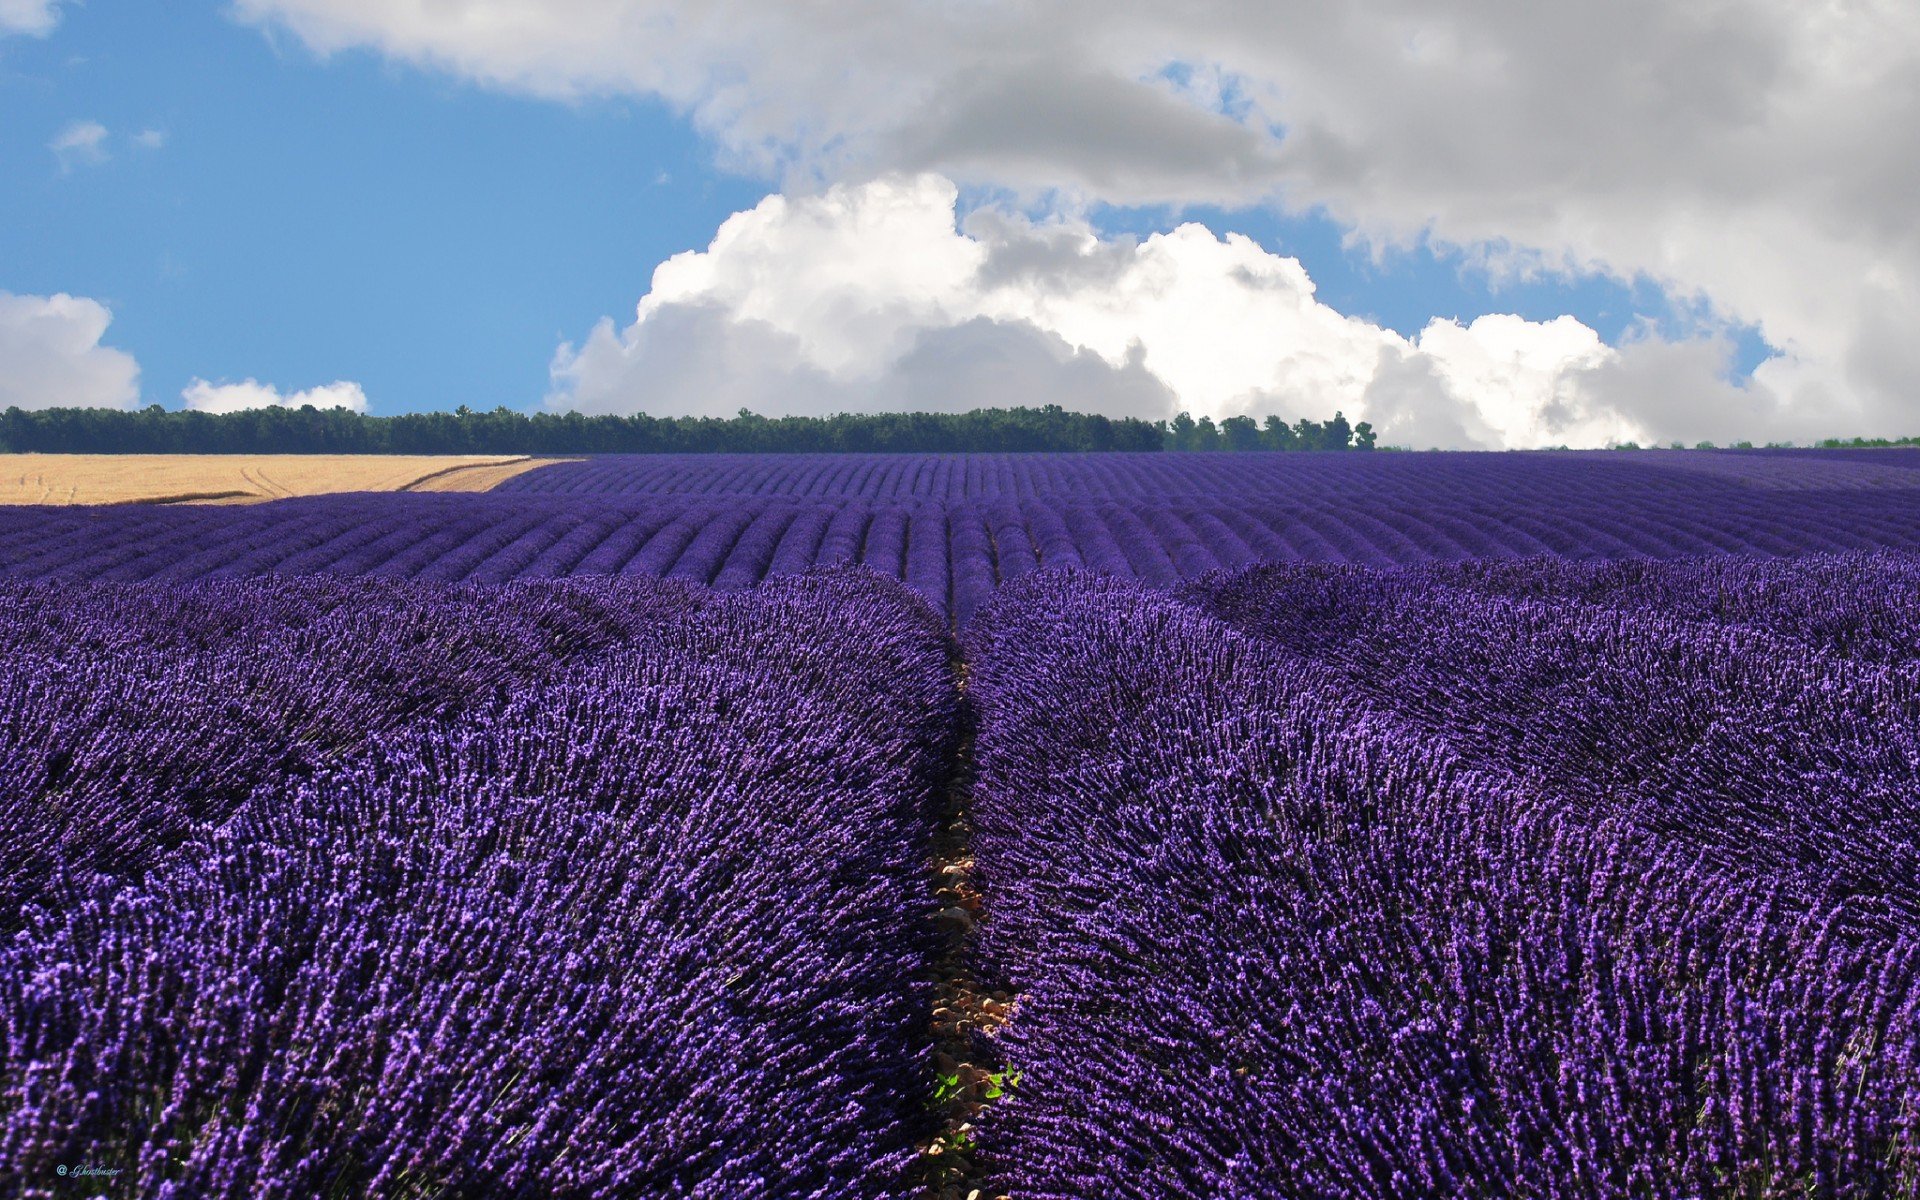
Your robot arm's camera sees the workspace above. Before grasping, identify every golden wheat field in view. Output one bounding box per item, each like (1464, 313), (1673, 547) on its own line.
(0, 454), (561, 506)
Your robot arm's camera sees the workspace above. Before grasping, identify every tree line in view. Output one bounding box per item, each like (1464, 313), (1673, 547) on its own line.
(1167, 411), (1376, 451)
(0, 404), (1377, 455)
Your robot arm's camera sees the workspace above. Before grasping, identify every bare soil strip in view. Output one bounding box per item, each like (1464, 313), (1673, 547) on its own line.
(110, 490), (256, 506)
(921, 663), (1016, 1200)
(0, 454), (565, 505)
(401, 457), (572, 492)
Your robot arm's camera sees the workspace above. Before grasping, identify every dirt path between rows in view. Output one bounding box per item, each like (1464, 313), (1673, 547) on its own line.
(920, 661), (1016, 1200)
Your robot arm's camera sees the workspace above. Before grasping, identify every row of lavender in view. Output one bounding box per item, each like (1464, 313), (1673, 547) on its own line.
(7, 483), (1920, 623)
(1374, 550), (1920, 664)
(0, 578), (655, 919)
(498, 448), (1920, 500)
(1, 571), (957, 1197)
(964, 556), (1920, 1197)
(1193, 556), (1920, 934)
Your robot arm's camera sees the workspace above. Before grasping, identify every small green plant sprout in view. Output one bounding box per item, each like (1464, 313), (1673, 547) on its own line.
(931, 1063), (1020, 1107)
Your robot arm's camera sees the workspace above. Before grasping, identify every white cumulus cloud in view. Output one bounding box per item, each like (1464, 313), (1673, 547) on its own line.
(547, 174), (1784, 448)
(50, 120), (110, 172)
(0, 291), (142, 411)
(240, 0), (1920, 440)
(0, 0), (64, 37)
(182, 377), (370, 414)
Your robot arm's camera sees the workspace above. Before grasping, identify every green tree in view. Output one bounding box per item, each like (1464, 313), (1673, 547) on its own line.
(1260, 415), (1298, 450)
(1166, 411), (1199, 450)
(1220, 415), (1262, 452)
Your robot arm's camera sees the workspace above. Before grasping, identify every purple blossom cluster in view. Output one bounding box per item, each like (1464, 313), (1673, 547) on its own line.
(1192, 559), (1920, 933)
(1, 569), (959, 1197)
(0, 578), (649, 921)
(1377, 550), (1920, 665)
(964, 567), (1920, 1198)
(5, 446), (1920, 622)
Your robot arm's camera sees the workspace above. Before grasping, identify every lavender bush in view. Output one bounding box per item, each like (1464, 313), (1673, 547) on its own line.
(1, 570), (958, 1198)
(1192, 560), (1920, 934)
(965, 569), (1920, 1198)
(1397, 551), (1920, 664)
(0, 578), (659, 921)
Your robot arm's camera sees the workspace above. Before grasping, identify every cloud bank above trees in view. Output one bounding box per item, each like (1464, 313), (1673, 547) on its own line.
(224, 1), (1920, 445)
(182, 377), (370, 414)
(547, 176), (1800, 450)
(0, 291), (140, 412)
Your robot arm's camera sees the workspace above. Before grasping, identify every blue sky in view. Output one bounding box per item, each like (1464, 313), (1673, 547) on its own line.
(0, 1), (1903, 447)
(2, 2), (767, 413)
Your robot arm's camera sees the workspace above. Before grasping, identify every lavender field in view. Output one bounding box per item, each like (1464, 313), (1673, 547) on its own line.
(3, 450), (1920, 627)
(967, 565), (1920, 1197)
(3, 451), (1919, 1197)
